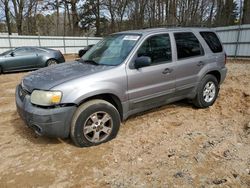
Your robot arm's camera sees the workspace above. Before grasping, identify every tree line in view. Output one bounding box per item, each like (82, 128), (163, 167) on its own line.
(0, 0), (250, 37)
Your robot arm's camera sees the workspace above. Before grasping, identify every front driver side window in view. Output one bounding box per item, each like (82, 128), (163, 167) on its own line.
(14, 48), (28, 56)
(137, 34), (172, 65)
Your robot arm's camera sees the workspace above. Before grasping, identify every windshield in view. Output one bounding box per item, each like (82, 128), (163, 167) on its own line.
(82, 34), (141, 66)
(0, 49), (13, 56)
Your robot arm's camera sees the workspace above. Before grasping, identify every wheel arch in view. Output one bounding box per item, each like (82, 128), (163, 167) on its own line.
(206, 70), (221, 84)
(190, 69), (222, 100)
(77, 93), (123, 121)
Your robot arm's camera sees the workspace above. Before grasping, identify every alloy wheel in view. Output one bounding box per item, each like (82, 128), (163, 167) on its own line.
(83, 111), (113, 143)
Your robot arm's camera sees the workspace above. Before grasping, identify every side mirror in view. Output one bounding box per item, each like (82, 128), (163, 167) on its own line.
(78, 45), (94, 58)
(78, 49), (88, 57)
(10, 51), (15, 56)
(134, 56), (151, 69)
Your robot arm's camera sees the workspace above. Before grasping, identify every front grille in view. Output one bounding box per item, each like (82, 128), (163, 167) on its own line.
(18, 85), (30, 101)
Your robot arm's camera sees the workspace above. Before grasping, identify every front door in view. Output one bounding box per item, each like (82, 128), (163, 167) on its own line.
(126, 33), (176, 111)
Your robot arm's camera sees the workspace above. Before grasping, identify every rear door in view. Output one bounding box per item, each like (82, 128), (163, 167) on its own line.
(173, 32), (207, 94)
(126, 33), (176, 110)
(21, 47), (40, 68)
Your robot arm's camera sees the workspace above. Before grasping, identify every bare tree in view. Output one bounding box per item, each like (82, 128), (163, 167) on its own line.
(26, 0), (39, 34)
(0, 0), (243, 36)
(79, 0), (101, 36)
(242, 0), (250, 24)
(103, 0), (114, 33)
(214, 0), (238, 26)
(11, 0), (25, 34)
(103, 0), (129, 31)
(69, 0), (80, 36)
(115, 0), (129, 31)
(56, 0), (60, 35)
(168, 0), (177, 25)
(43, 0), (62, 35)
(208, 0), (216, 26)
(1, 0), (12, 34)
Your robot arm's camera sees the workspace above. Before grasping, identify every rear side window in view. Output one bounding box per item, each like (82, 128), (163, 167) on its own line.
(174, 32), (204, 59)
(34, 48), (46, 53)
(200, 32), (223, 53)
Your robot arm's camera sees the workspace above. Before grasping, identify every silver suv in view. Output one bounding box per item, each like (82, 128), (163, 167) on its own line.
(16, 28), (227, 147)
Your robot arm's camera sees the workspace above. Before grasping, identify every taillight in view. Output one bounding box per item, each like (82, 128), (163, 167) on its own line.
(224, 53), (227, 64)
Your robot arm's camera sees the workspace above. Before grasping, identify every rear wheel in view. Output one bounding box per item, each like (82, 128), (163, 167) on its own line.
(70, 99), (121, 147)
(193, 74), (219, 108)
(46, 59), (58, 66)
(0, 66), (2, 74)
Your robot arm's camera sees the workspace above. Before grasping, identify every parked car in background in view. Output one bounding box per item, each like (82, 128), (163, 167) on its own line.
(78, 44), (94, 58)
(16, 28), (227, 147)
(0, 47), (65, 73)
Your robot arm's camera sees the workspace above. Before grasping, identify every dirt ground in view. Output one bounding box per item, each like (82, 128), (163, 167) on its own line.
(0, 59), (249, 188)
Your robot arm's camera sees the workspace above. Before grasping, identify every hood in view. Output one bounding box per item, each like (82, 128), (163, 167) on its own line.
(22, 61), (113, 92)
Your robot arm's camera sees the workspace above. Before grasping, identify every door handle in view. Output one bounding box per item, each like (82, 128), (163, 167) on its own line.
(197, 61), (205, 66)
(162, 68), (173, 74)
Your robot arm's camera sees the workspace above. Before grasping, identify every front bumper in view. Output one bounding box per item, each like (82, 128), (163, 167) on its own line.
(15, 85), (76, 138)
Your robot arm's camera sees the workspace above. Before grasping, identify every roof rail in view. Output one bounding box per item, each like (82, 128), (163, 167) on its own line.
(142, 23), (208, 29)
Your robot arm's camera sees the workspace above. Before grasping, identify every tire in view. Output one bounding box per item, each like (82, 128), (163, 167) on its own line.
(70, 99), (121, 147)
(0, 66), (2, 74)
(46, 59), (58, 66)
(193, 74), (219, 108)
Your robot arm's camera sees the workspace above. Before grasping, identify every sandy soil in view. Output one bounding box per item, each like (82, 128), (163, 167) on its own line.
(0, 60), (249, 187)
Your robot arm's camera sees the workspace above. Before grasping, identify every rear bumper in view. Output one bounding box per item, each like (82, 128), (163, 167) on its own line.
(219, 67), (227, 84)
(15, 85), (76, 138)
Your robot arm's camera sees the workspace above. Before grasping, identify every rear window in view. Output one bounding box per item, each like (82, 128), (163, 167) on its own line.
(200, 32), (223, 53)
(174, 32), (204, 59)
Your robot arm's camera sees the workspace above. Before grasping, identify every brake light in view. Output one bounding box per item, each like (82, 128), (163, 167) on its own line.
(224, 53), (227, 64)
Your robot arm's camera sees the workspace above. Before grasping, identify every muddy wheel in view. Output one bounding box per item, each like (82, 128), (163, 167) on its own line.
(70, 99), (121, 147)
(193, 74), (219, 108)
(46, 59), (58, 66)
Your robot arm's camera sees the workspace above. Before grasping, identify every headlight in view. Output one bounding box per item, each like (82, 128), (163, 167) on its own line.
(31, 90), (62, 106)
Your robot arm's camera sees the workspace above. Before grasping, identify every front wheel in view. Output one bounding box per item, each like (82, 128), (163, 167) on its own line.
(70, 99), (121, 147)
(193, 74), (219, 108)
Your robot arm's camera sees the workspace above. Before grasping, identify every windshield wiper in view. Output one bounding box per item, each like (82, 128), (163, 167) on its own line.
(79, 59), (99, 65)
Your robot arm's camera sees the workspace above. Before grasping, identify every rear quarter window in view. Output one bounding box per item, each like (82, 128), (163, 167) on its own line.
(200, 32), (223, 53)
